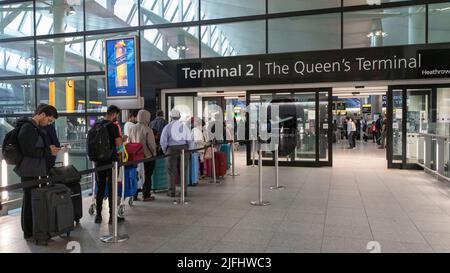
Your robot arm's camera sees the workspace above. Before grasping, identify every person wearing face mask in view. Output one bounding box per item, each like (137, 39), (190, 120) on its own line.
(14, 104), (60, 240)
(93, 105), (125, 225)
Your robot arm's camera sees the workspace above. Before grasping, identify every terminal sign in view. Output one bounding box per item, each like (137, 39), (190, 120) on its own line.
(174, 45), (450, 88)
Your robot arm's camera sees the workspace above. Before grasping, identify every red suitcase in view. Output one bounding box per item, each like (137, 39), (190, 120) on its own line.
(214, 151), (227, 178)
(204, 151), (227, 178)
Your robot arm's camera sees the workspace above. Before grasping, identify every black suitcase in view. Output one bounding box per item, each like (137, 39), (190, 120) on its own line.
(31, 184), (74, 245)
(64, 181), (83, 223)
(50, 165), (83, 223)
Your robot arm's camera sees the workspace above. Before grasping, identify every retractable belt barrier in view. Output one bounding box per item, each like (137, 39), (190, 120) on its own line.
(0, 144), (211, 198)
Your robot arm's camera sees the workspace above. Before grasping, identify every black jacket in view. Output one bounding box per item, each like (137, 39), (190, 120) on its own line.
(16, 118), (46, 158)
(42, 124), (60, 168)
(14, 118), (51, 177)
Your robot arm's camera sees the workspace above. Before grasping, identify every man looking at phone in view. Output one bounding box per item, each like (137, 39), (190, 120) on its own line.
(35, 104), (61, 169)
(13, 104), (60, 240)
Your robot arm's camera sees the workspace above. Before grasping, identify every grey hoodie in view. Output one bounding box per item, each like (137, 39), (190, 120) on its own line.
(128, 110), (157, 158)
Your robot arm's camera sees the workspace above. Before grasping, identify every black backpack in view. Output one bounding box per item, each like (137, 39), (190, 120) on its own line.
(2, 124), (24, 165)
(87, 121), (113, 162)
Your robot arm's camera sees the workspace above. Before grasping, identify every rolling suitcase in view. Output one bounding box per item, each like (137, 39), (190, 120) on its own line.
(49, 164), (82, 223)
(63, 182), (82, 223)
(219, 144), (231, 170)
(151, 158), (169, 191)
(214, 151), (227, 178)
(31, 184), (74, 245)
(190, 152), (199, 186)
(118, 166), (138, 198)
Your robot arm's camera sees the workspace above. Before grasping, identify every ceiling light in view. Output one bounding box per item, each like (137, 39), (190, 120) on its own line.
(367, 31), (387, 38)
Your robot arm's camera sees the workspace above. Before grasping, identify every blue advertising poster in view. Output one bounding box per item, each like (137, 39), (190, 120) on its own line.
(106, 37), (137, 97)
(343, 98), (361, 108)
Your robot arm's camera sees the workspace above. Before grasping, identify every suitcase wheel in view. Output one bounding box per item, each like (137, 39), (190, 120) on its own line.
(128, 198), (134, 207)
(88, 204), (95, 215)
(118, 205), (125, 217)
(75, 219), (80, 224)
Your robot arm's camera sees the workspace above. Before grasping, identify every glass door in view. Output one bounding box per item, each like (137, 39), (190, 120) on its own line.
(387, 86), (436, 169)
(388, 88), (404, 167)
(246, 88), (332, 167)
(166, 93), (197, 123)
(406, 89), (433, 165)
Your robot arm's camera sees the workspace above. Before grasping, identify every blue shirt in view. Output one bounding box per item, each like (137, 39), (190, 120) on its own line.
(160, 120), (193, 153)
(150, 117), (168, 136)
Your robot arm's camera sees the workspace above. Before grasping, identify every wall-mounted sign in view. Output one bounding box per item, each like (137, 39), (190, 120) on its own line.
(141, 43), (450, 90)
(362, 104), (371, 114)
(106, 37), (139, 98)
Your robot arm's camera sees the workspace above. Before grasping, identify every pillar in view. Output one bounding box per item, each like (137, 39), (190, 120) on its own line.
(53, 0), (68, 139)
(371, 95), (383, 120)
(370, 18), (383, 47)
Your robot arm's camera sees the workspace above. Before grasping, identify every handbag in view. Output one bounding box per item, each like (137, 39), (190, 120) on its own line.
(49, 164), (81, 184)
(204, 147), (217, 160)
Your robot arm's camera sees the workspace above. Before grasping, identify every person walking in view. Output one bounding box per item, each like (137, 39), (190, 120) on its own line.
(346, 117), (354, 149)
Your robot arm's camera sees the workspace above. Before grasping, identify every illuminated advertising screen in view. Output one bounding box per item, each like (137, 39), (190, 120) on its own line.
(105, 37), (138, 97)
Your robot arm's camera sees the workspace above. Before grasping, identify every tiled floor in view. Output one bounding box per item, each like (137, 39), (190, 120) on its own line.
(1, 140), (450, 253)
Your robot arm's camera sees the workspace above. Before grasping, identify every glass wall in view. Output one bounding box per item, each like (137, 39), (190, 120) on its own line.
(436, 88), (450, 136)
(140, 0), (199, 25)
(428, 2), (450, 43)
(37, 76), (85, 114)
(269, 0), (340, 13)
(0, 40), (35, 76)
(0, 1), (34, 37)
(201, 21), (265, 58)
(268, 13), (341, 53)
(141, 26), (200, 61)
(344, 0), (408, 6)
(343, 6), (426, 48)
(35, 0), (84, 35)
(0, 79), (35, 114)
(36, 36), (85, 74)
(85, 0), (139, 31)
(201, 0), (265, 19)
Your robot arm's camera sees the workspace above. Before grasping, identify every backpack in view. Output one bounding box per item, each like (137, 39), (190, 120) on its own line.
(2, 124), (25, 165)
(87, 121), (113, 162)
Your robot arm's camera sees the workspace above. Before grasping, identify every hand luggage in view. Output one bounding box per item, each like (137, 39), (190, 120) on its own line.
(31, 184), (74, 245)
(190, 152), (199, 186)
(50, 165), (82, 223)
(61, 181), (82, 223)
(125, 143), (145, 162)
(214, 151), (227, 178)
(219, 144), (231, 170)
(151, 158), (168, 191)
(118, 166), (138, 198)
(205, 151), (227, 178)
